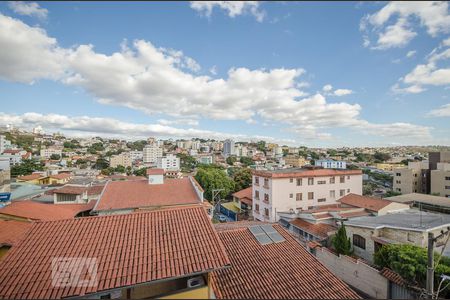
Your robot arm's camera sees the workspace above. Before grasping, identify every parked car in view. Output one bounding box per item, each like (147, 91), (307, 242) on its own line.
(218, 215), (227, 223)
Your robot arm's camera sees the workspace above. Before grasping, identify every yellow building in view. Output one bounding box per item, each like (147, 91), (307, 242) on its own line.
(16, 173), (49, 185)
(284, 155), (309, 167)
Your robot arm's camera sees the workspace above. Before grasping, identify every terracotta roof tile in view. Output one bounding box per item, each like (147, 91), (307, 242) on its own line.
(95, 178), (201, 212)
(290, 219), (337, 239)
(380, 268), (407, 286)
(0, 201), (93, 221)
(339, 193), (392, 212)
(87, 185), (105, 196)
(0, 206), (230, 299)
(211, 223), (360, 299)
(17, 174), (44, 181)
(338, 210), (372, 218)
(146, 168), (164, 175)
(49, 173), (72, 180)
(53, 185), (87, 195)
(0, 220), (32, 247)
(232, 187), (252, 199)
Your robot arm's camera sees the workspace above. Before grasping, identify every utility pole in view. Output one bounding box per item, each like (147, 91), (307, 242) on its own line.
(427, 232), (434, 299)
(211, 189), (224, 214)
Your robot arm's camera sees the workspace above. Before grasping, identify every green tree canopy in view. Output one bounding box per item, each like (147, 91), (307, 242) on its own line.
(373, 152), (391, 162)
(11, 159), (44, 177)
(94, 157), (109, 170)
(114, 165), (126, 174)
(239, 156), (253, 167)
(50, 154), (61, 160)
(226, 156), (237, 165)
(195, 167), (234, 201)
(232, 168), (252, 192)
(133, 167), (147, 177)
(177, 153), (198, 172)
(332, 222), (352, 255)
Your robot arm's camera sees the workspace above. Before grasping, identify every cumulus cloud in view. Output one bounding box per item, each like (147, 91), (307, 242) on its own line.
(190, 1), (265, 22)
(427, 103), (450, 117)
(406, 50), (417, 58)
(0, 13), (69, 83)
(361, 2), (450, 49)
(393, 38), (450, 93)
(0, 13), (433, 142)
(157, 118), (199, 126)
(8, 1), (48, 20)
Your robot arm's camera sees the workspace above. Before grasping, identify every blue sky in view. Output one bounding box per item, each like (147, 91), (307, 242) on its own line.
(0, 1), (449, 147)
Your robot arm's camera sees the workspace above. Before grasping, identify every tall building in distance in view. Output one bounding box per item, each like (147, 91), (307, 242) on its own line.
(393, 161), (429, 194)
(143, 144), (163, 164)
(223, 139), (235, 157)
(110, 153), (132, 168)
(0, 135), (11, 154)
(315, 159), (347, 169)
(252, 167), (363, 222)
(157, 154), (180, 171)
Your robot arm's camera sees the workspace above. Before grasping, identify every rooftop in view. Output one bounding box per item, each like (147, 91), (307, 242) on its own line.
(146, 168), (164, 175)
(53, 185), (87, 195)
(339, 193), (396, 212)
(16, 174), (44, 181)
(0, 206), (230, 299)
(49, 173), (72, 180)
(0, 219), (32, 247)
(252, 167), (362, 178)
(94, 178), (201, 212)
(232, 186), (252, 200)
(0, 200), (94, 221)
(386, 193), (450, 209)
(290, 219), (337, 239)
(210, 223), (360, 299)
(344, 209), (450, 232)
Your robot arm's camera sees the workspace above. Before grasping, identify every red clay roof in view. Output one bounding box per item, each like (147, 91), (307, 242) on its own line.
(290, 219), (337, 239)
(0, 220), (32, 247)
(0, 201), (93, 221)
(95, 178), (201, 212)
(232, 186), (252, 199)
(2, 149), (21, 154)
(211, 223), (360, 299)
(338, 210), (372, 218)
(87, 185), (105, 196)
(146, 168), (164, 175)
(0, 207), (230, 299)
(339, 193), (392, 212)
(380, 268), (407, 286)
(252, 168), (362, 179)
(53, 185), (87, 195)
(49, 173), (72, 180)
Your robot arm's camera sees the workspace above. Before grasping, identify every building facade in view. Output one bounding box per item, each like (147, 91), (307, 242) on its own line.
(393, 161), (429, 194)
(40, 147), (62, 158)
(284, 155), (309, 167)
(143, 144), (163, 164)
(110, 153), (132, 168)
(223, 139), (235, 157)
(252, 168), (363, 222)
(431, 162), (450, 198)
(0, 135), (11, 154)
(157, 154), (180, 171)
(315, 159), (347, 169)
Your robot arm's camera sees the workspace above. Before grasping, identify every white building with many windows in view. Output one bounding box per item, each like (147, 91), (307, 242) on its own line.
(143, 144), (163, 164)
(252, 167), (363, 222)
(157, 154), (180, 171)
(315, 159), (347, 169)
(223, 139), (235, 157)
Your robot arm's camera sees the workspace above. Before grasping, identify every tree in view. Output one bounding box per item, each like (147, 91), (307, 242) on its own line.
(11, 159), (44, 177)
(87, 142), (104, 154)
(374, 244), (450, 297)
(385, 190), (402, 197)
(195, 167), (234, 201)
(282, 149), (289, 157)
(233, 168), (252, 192)
(50, 154), (61, 160)
(94, 157), (109, 170)
(114, 165), (126, 174)
(256, 140), (266, 152)
(133, 167), (147, 177)
(177, 153), (198, 172)
(226, 156), (237, 165)
(309, 151), (320, 160)
(373, 152), (391, 162)
(126, 166), (133, 176)
(332, 222), (352, 255)
(239, 156), (253, 167)
(101, 167), (115, 176)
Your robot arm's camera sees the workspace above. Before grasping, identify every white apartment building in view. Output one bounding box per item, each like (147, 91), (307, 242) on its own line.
(315, 159), (347, 169)
(129, 150), (143, 161)
(223, 139), (235, 157)
(157, 154), (180, 171)
(0, 135), (11, 154)
(110, 153), (132, 168)
(252, 167), (363, 222)
(40, 147), (62, 158)
(143, 144), (163, 164)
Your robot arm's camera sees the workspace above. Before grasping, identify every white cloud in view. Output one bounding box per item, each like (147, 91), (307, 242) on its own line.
(190, 1), (265, 22)
(361, 2), (450, 49)
(157, 118), (199, 126)
(322, 84), (333, 92)
(8, 1), (48, 20)
(394, 39), (450, 93)
(427, 103), (450, 117)
(391, 83), (426, 94)
(209, 65), (217, 75)
(0, 13), (69, 83)
(333, 89), (353, 96)
(0, 13), (433, 143)
(406, 50), (417, 58)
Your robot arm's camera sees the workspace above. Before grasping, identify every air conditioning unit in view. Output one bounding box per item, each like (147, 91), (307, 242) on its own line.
(187, 276), (205, 288)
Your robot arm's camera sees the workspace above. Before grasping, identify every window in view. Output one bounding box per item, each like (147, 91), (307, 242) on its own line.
(296, 193), (302, 201)
(264, 208), (269, 217)
(296, 178), (302, 186)
(289, 193), (293, 198)
(308, 192), (314, 200)
(308, 178), (314, 185)
(255, 190), (259, 200)
(330, 177), (335, 184)
(264, 178), (269, 187)
(446, 176), (450, 181)
(340, 176), (345, 183)
(318, 198), (326, 202)
(264, 194), (269, 202)
(446, 186), (450, 190)
(353, 234), (366, 249)
(308, 206), (314, 210)
(347, 176), (350, 179)
(56, 194), (77, 202)
(347, 189), (350, 193)
(317, 180), (326, 185)
(255, 204), (260, 212)
(407, 232), (414, 242)
(255, 177), (259, 185)
(340, 189), (345, 196)
(290, 178), (293, 183)
(330, 190), (335, 198)
(396, 173), (401, 176)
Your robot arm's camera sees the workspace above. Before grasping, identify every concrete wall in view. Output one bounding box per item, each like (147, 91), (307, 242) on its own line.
(315, 247), (389, 299)
(431, 164), (450, 197)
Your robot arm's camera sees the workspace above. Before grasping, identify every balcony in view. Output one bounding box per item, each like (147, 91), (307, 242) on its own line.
(263, 199), (270, 205)
(263, 185), (270, 189)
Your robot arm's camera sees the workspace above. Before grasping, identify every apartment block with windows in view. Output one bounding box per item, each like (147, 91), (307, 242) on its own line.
(393, 161), (430, 194)
(252, 167), (363, 222)
(431, 162), (450, 198)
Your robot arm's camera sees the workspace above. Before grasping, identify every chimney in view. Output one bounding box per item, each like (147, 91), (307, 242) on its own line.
(146, 168), (164, 185)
